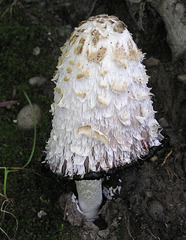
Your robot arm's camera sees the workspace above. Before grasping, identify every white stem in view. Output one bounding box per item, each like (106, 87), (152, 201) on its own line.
(75, 179), (103, 220)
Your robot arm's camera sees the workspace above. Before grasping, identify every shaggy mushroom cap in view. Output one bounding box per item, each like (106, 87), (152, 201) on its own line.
(45, 14), (163, 179)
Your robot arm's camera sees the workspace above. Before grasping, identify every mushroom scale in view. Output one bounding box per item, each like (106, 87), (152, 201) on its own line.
(45, 14), (163, 179)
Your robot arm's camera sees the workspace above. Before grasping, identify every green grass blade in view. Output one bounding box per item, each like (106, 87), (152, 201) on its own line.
(22, 91), (36, 168)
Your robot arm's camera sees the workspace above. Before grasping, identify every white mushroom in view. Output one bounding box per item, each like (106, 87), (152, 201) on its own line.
(45, 14), (163, 220)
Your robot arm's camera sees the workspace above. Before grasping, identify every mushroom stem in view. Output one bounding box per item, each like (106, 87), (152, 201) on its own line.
(75, 179), (103, 220)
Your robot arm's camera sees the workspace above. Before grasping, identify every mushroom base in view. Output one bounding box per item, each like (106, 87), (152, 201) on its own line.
(75, 179), (103, 220)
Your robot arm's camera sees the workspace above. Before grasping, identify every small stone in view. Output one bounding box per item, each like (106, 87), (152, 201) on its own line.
(29, 76), (46, 86)
(149, 200), (165, 221)
(146, 190), (153, 198)
(37, 210), (47, 218)
(98, 228), (110, 238)
(177, 75), (186, 84)
(17, 104), (41, 130)
(158, 117), (169, 128)
(33, 46), (40, 56)
(145, 57), (160, 67)
(150, 155), (158, 162)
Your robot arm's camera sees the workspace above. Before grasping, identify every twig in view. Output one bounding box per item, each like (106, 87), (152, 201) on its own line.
(1, 199), (18, 230)
(10, 0), (18, 18)
(1, 0), (17, 18)
(146, 228), (160, 239)
(164, 166), (178, 179)
(161, 150), (173, 166)
(142, 224), (160, 240)
(124, 212), (134, 240)
(0, 198), (18, 237)
(0, 226), (11, 240)
(0, 100), (18, 107)
(4, 167), (35, 171)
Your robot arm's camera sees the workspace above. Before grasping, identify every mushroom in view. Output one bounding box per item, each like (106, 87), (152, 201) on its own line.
(45, 14), (163, 220)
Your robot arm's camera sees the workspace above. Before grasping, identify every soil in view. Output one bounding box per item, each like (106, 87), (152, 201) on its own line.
(0, 0), (185, 240)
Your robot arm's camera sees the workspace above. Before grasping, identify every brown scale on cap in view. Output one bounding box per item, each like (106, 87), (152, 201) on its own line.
(97, 95), (109, 106)
(64, 76), (70, 82)
(87, 46), (107, 63)
(110, 81), (128, 92)
(75, 92), (87, 98)
(74, 38), (86, 55)
(66, 67), (73, 73)
(57, 56), (63, 67)
(69, 60), (75, 65)
(69, 32), (79, 45)
(113, 41), (143, 68)
(78, 125), (109, 146)
(113, 21), (126, 33)
(91, 29), (101, 46)
(55, 87), (63, 99)
(99, 70), (108, 77)
(76, 62), (90, 78)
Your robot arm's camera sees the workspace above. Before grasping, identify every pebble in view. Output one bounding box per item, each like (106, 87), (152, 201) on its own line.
(32, 46), (40, 56)
(146, 190), (153, 198)
(177, 74), (186, 84)
(17, 104), (41, 130)
(150, 155), (158, 162)
(145, 57), (160, 67)
(29, 76), (46, 86)
(37, 210), (47, 218)
(158, 117), (169, 128)
(149, 200), (165, 221)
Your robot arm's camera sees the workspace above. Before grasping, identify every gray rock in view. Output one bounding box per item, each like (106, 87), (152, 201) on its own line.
(29, 76), (46, 86)
(158, 117), (169, 128)
(37, 210), (47, 218)
(32, 46), (40, 56)
(17, 104), (41, 130)
(177, 74), (186, 84)
(145, 190), (153, 198)
(145, 57), (160, 67)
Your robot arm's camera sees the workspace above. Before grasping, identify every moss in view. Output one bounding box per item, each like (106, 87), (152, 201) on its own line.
(0, 1), (79, 239)
(0, 1), (55, 97)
